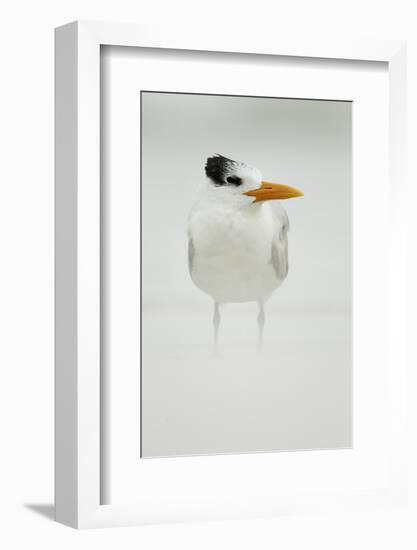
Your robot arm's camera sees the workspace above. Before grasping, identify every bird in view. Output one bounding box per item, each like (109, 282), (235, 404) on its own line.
(187, 154), (303, 352)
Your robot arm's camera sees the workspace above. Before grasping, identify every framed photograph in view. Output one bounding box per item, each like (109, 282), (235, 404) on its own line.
(139, 91), (351, 459)
(55, 21), (407, 528)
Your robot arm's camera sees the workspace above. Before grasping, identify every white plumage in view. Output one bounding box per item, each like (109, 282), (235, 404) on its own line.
(187, 155), (302, 351)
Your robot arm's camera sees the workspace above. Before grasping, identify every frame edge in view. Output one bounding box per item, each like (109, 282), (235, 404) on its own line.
(55, 21), (79, 529)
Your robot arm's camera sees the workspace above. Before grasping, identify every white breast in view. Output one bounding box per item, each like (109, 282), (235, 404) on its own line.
(188, 198), (285, 304)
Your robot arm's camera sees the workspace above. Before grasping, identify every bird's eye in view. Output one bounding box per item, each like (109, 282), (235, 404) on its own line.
(226, 176), (242, 186)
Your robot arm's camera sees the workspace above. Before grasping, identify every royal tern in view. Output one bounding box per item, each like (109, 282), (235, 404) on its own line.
(187, 155), (303, 351)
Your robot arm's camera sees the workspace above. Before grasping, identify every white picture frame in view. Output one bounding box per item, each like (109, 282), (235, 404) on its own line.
(55, 21), (407, 529)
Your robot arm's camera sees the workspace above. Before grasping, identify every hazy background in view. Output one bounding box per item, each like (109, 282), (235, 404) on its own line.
(141, 92), (352, 457)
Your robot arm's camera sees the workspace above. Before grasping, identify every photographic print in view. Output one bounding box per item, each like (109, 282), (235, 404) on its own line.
(141, 91), (352, 458)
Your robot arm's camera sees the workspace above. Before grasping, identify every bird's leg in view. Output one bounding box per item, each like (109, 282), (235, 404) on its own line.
(257, 301), (265, 353)
(213, 301), (221, 354)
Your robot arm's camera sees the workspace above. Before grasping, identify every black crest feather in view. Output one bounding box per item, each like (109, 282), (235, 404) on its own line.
(205, 154), (236, 185)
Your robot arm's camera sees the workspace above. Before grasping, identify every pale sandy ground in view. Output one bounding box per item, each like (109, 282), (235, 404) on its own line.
(142, 305), (351, 457)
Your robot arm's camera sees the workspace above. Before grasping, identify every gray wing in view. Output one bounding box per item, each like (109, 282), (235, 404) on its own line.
(269, 202), (289, 281)
(188, 237), (195, 275)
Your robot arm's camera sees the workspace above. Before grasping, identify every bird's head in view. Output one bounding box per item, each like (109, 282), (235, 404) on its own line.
(204, 154), (303, 205)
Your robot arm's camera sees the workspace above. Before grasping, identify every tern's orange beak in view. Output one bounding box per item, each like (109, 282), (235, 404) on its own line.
(245, 181), (303, 202)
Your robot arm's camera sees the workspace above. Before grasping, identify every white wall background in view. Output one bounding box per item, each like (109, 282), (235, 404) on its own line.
(1, 1), (417, 549)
